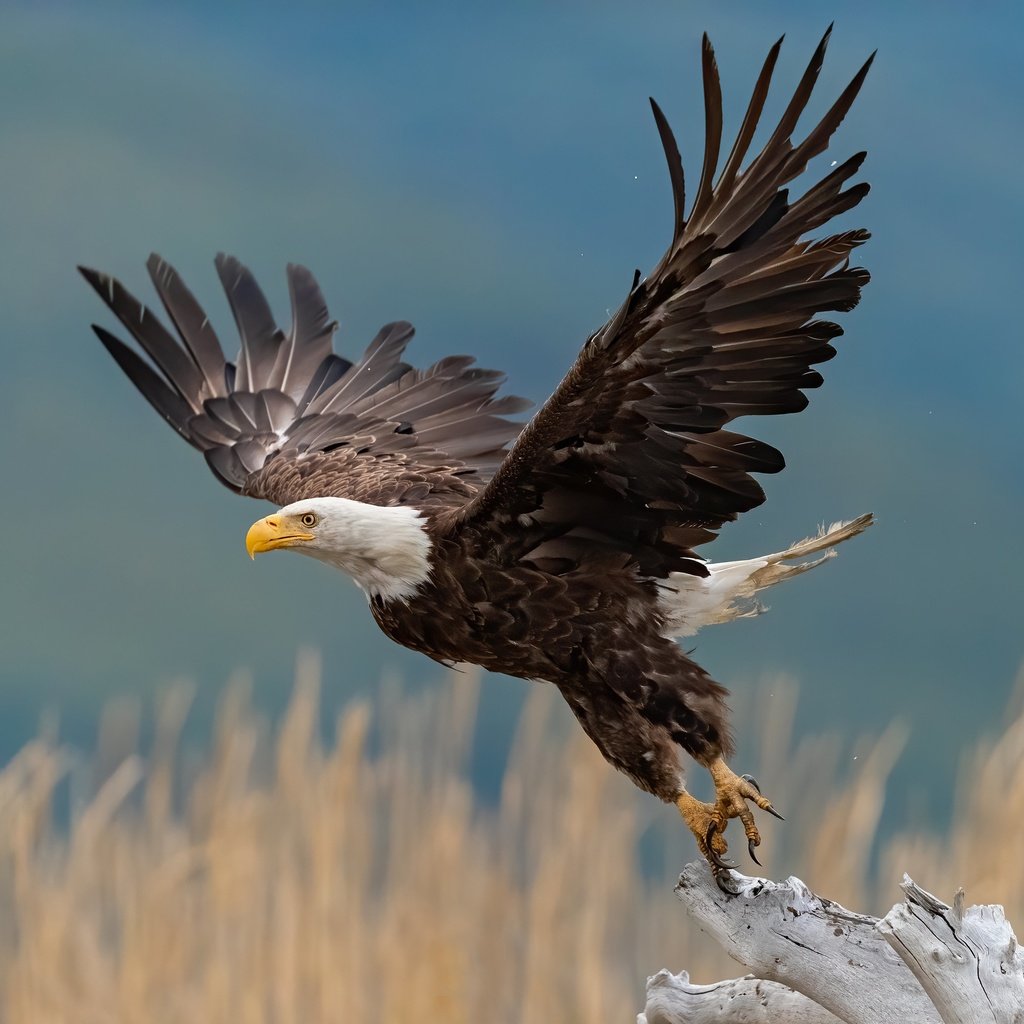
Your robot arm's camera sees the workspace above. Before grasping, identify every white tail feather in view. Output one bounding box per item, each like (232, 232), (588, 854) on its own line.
(658, 513), (873, 638)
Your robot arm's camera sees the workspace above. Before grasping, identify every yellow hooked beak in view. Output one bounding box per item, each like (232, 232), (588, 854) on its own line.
(245, 515), (315, 559)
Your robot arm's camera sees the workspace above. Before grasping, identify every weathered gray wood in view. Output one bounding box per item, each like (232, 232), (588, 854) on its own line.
(877, 875), (1024, 1024)
(639, 968), (844, 1023)
(651, 866), (1024, 1023)
(671, 865), (941, 1024)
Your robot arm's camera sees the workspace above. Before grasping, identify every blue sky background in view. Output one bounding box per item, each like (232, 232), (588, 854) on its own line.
(1, 2), (1021, 826)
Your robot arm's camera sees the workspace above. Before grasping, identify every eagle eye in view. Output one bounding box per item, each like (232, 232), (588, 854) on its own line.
(299, 512), (319, 529)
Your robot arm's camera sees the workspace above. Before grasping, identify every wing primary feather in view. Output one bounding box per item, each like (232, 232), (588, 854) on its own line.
(214, 253), (283, 393)
(145, 254), (226, 401)
(720, 188), (789, 254)
(760, 24), (832, 159)
(786, 51), (876, 174)
(311, 321), (415, 413)
(295, 354), (353, 412)
(79, 266), (204, 410)
(688, 34), (724, 228)
(91, 326), (196, 444)
(715, 36), (783, 196)
(779, 161), (869, 238)
(649, 98), (686, 245)
(275, 263), (335, 398)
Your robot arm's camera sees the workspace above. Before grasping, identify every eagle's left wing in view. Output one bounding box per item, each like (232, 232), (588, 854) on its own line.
(449, 31), (873, 580)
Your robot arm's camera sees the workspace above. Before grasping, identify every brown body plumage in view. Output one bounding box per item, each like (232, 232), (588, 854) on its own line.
(373, 552), (728, 798)
(82, 29), (874, 873)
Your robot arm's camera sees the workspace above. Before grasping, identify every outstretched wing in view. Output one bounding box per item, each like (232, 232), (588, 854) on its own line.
(81, 255), (529, 509)
(450, 30), (873, 579)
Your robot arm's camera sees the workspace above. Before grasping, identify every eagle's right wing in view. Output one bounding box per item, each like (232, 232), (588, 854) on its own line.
(81, 255), (529, 508)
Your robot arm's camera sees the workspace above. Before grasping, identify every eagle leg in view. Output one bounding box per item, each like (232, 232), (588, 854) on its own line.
(704, 757), (784, 868)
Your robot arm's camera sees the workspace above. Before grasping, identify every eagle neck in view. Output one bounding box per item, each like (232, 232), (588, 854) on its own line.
(303, 498), (434, 603)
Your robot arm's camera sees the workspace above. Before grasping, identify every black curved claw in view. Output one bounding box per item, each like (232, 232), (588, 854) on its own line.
(703, 821), (736, 871)
(741, 774), (784, 819)
(715, 868), (741, 895)
(748, 838), (762, 866)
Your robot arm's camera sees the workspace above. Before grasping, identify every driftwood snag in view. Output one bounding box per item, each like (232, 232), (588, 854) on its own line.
(641, 969), (844, 1023)
(877, 876), (1024, 1024)
(639, 863), (1024, 1024)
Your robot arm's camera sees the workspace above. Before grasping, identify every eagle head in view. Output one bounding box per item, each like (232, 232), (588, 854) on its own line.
(245, 497), (433, 602)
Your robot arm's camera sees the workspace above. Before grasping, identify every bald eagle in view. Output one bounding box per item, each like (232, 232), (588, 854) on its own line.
(81, 30), (873, 885)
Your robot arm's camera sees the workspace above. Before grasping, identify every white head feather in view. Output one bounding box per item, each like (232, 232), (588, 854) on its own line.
(272, 497), (433, 603)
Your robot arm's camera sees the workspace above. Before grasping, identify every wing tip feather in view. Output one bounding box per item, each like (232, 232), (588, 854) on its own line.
(649, 96), (687, 242)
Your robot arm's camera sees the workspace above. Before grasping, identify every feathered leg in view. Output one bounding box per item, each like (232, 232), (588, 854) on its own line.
(558, 637), (784, 888)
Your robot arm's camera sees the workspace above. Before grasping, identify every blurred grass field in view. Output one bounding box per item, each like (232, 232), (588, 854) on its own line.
(1, 653), (1021, 1022)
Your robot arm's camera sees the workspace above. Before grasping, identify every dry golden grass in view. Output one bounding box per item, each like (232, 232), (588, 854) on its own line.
(0, 653), (1021, 1022)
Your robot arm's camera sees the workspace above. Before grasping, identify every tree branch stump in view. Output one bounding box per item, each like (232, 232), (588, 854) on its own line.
(639, 864), (1024, 1024)
(877, 875), (1024, 1023)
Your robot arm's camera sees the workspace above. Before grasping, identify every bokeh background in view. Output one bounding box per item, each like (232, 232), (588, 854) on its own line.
(1, 1), (1021, 833)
